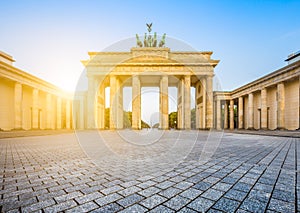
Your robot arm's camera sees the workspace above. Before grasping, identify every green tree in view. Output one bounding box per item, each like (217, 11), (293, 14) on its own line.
(123, 111), (132, 128)
(191, 108), (196, 129)
(105, 108), (110, 128)
(169, 111), (177, 129)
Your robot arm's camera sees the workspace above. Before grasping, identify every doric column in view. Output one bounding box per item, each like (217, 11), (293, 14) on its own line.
(230, 100), (234, 129)
(110, 75), (117, 129)
(277, 82), (285, 129)
(97, 83), (105, 129)
(206, 76), (213, 129)
(184, 75), (191, 129)
(32, 89), (39, 129)
(116, 78), (123, 129)
(79, 97), (85, 129)
(160, 75), (169, 129)
(201, 78), (206, 129)
(46, 94), (52, 129)
(87, 75), (97, 129)
(216, 100), (221, 130)
(177, 78), (184, 129)
(14, 83), (22, 129)
(224, 101), (228, 129)
(261, 88), (268, 129)
(248, 93), (254, 129)
(66, 99), (71, 129)
(238, 97), (244, 129)
(56, 97), (62, 129)
(195, 81), (201, 129)
(132, 75), (141, 129)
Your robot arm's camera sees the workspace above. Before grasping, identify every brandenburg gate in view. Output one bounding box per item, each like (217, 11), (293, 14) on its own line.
(81, 26), (219, 130)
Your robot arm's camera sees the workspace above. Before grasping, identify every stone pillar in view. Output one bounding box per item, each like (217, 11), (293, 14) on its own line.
(206, 76), (213, 129)
(261, 88), (268, 129)
(110, 75), (117, 129)
(230, 100), (234, 129)
(201, 78), (206, 129)
(195, 81), (201, 129)
(32, 89), (39, 129)
(160, 75), (169, 129)
(177, 78), (184, 129)
(116, 78), (123, 129)
(46, 94), (52, 129)
(224, 101), (228, 129)
(79, 97), (85, 129)
(97, 83), (105, 129)
(132, 75), (141, 129)
(87, 75), (97, 129)
(216, 99), (221, 130)
(277, 82), (285, 129)
(66, 99), (71, 129)
(248, 93), (254, 129)
(238, 97), (243, 129)
(56, 97), (62, 129)
(14, 83), (22, 129)
(184, 75), (191, 129)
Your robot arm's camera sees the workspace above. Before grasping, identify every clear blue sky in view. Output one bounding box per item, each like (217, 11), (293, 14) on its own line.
(1, 0), (299, 123)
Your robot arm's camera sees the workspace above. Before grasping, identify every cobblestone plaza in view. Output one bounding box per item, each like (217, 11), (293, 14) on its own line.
(0, 131), (299, 212)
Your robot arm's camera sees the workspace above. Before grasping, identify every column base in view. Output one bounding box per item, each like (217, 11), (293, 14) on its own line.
(247, 127), (255, 130)
(13, 128), (24, 131)
(277, 127), (286, 130)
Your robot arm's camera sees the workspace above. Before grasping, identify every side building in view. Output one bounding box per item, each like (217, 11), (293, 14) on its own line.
(214, 51), (300, 130)
(0, 51), (73, 130)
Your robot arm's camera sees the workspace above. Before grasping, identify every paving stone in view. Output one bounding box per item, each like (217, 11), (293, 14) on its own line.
(272, 189), (295, 203)
(201, 189), (224, 201)
(188, 197), (214, 212)
(148, 205), (174, 212)
(177, 207), (198, 212)
(253, 182), (274, 193)
(180, 188), (202, 199)
(44, 199), (77, 213)
(91, 202), (123, 213)
(95, 193), (123, 207)
(248, 189), (271, 203)
(233, 182), (252, 192)
(164, 195), (190, 211)
(193, 181), (212, 191)
(159, 187), (182, 199)
(117, 193), (144, 208)
(118, 204), (147, 213)
(224, 189), (247, 201)
(54, 191), (83, 203)
(268, 198), (295, 213)
(1, 131), (299, 212)
(174, 181), (193, 190)
(213, 197), (240, 213)
(101, 185), (124, 195)
(137, 180), (157, 189)
(138, 186), (160, 197)
(140, 194), (167, 209)
(155, 180), (175, 189)
(118, 186), (141, 197)
(212, 182), (232, 191)
(21, 199), (56, 213)
(240, 198), (267, 213)
(75, 191), (103, 204)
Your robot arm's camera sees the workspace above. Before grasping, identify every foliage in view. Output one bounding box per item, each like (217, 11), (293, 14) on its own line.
(169, 111), (177, 129)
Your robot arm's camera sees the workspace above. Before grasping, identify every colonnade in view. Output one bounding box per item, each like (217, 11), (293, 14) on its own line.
(214, 76), (300, 131)
(86, 74), (215, 130)
(0, 51), (72, 131)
